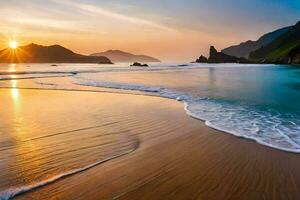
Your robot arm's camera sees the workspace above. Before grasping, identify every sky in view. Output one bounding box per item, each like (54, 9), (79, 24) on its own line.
(0, 0), (299, 61)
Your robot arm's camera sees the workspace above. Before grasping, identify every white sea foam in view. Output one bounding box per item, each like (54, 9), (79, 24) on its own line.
(75, 77), (300, 153)
(2, 63), (299, 199)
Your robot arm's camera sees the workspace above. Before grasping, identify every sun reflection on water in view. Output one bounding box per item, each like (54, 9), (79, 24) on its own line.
(9, 64), (16, 72)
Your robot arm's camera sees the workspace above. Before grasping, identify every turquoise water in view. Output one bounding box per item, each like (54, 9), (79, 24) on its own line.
(1, 63), (300, 152)
(197, 65), (300, 114)
(74, 64), (300, 152)
(181, 65), (300, 152)
(1, 63), (299, 200)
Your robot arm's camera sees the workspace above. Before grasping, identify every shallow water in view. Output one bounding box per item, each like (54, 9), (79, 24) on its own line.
(0, 89), (144, 199)
(74, 64), (300, 152)
(1, 62), (300, 199)
(1, 63), (300, 153)
(0, 83), (191, 199)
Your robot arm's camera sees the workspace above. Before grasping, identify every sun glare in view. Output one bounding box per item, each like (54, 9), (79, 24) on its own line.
(9, 40), (18, 49)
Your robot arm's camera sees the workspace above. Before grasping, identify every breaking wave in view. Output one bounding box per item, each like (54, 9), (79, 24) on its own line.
(75, 77), (300, 153)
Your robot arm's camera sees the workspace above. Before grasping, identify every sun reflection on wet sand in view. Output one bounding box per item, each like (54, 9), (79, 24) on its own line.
(11, 88), (19, 101)
(10, 77), (19, 101)
(7, 85), (44, 187)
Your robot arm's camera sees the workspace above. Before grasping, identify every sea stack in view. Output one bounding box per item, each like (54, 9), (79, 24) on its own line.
(196, 55), (208, 63)
(195, 46), (249, 63)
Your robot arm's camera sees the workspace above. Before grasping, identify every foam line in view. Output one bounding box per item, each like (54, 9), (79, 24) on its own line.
(74, 77), (300, 153)
(0, 139), (139, 200)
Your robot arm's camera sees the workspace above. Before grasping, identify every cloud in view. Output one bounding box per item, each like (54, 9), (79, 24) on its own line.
(11, 18), (76, 30)
(52, 0), (175, 32)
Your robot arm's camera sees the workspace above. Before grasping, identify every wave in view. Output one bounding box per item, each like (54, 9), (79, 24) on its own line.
(0, 136), (139, 200)
(0, 63), (275, 82)
(0, 62), (262, 77)
(74, 77), (300, 153)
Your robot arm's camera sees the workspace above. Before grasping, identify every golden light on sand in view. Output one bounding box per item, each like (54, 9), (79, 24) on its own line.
(9, 40), (18, 49)
(10, 78), (20, 101)
(11, 88), (19, 100)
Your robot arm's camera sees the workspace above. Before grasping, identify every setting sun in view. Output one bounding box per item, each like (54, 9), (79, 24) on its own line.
(9, 40), (18, 49)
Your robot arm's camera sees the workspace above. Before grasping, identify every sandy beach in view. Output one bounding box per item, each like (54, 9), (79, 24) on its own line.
(0, 1), (299, 199)
(0, 87), (299, 200)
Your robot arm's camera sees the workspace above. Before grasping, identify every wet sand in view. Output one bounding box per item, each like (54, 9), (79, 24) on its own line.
(0, 88), (300, 200)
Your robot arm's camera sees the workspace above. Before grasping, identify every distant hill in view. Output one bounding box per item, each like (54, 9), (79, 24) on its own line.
(249, 21), (300, 64)
(222, 26), (292, 58)
(0, 43), (112, 64)
(91, 50), (160, 63)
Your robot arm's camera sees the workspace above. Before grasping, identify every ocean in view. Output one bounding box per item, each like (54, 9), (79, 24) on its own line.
(1, 62), (300, 199)
(74, 63), (300, 152)
(1, 63), (300, 152)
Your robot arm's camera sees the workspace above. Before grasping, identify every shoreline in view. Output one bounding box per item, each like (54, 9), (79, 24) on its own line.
(0, 88), (298, 199)
(74, 74), (300, 153)
(5, 91), (300, 199)
(183, 102), (300, 154)
(1, 85), (299, 154)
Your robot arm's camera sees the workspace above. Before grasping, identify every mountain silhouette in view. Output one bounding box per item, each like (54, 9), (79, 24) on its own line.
(249, 21), (300, 64)
(222, 26), (292, 58)
(91, 50), (160, 63)
(0, 43), (112, 64)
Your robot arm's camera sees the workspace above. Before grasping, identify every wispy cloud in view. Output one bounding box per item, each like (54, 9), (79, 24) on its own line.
(52, 0), (175, 32)
(11, 17), (76, 30)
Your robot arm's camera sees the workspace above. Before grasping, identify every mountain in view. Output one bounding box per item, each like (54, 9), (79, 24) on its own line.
(90, 50), (160, 63)
(0, 43), (112, 64)
(195, 46), (249, 63)
(249, 21), (300, 64)
(222, 26), (292, 58)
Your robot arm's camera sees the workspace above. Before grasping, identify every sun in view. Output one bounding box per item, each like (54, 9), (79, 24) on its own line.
(9, 40), (18, 49)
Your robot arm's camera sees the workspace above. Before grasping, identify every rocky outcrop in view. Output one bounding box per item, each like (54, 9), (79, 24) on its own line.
(196, 21), (300, 65)
(195, 55), (208, 63)
(195, 46), (249, 63)
(130, 62), (149, 67)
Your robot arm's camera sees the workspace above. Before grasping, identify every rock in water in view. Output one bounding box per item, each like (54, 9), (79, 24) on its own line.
(130, 62), (149, 67)
(196, 55), (208, 63)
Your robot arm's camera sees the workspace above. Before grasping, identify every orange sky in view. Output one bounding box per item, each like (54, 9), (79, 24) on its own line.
(0, 0), (298, 62)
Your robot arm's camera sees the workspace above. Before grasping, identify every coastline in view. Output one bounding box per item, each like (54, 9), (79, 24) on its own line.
(2, 65), (300, 153)
(0, 88), (299, 200)
(0, 3), (299, 200)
